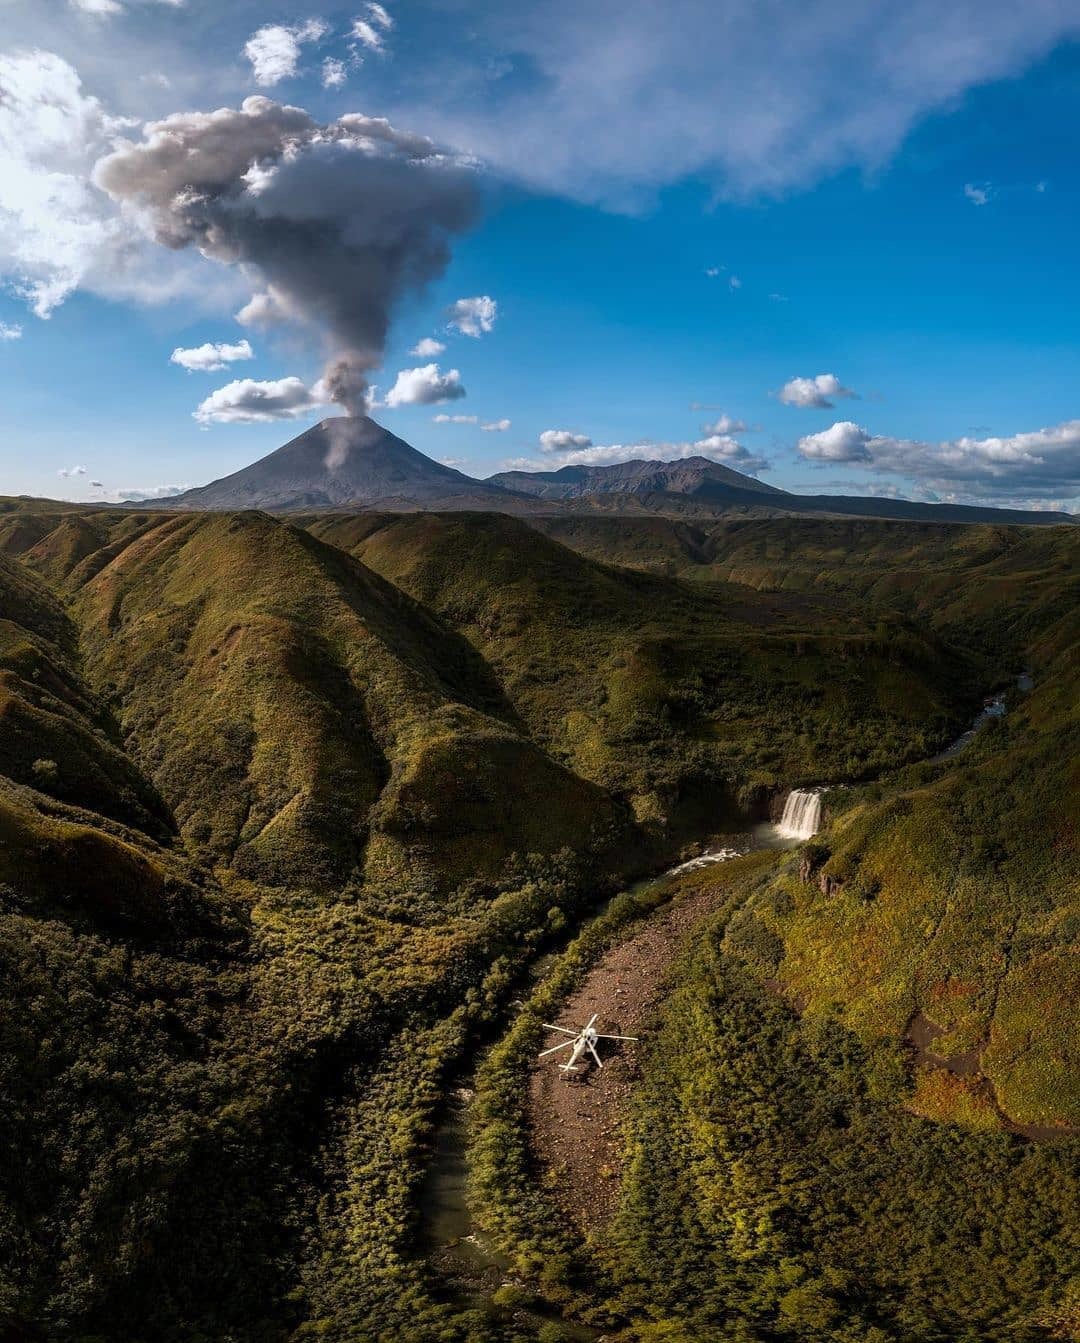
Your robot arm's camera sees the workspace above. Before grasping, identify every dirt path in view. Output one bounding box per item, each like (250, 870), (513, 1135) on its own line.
(526, 876), (737, 1238)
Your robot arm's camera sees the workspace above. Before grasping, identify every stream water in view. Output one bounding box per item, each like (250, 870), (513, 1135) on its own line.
(416, 669), (1034, 1323)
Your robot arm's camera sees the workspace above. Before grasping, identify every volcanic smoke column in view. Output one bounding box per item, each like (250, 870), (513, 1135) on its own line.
(94, 100), (481, 413)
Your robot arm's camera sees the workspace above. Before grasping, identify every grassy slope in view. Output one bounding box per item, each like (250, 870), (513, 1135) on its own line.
(1, 502), (1075, 1342)
(610, 861), (1079, 1343)
(526, 516), (1080, 1123)
(306, 512), (981, 833)
(68, 511), (626, 892)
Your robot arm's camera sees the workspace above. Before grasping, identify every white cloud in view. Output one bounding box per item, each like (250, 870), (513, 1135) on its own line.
(777, 372), (858, 409)
(194, 375), (327, 425)
(797, 420), (873, 462)
(440, 456), (466, 467)
(768, 292), (789, 302)
(57, 464), (88, 478)
(481, 418), (511, 432)
(0, 51), (224, 320)
(410, 336), (446, 357)
(797, 417), (1080, 502)
(0, 322), (22, 341)
(70, 0), (186, 11)
(433, 413), (477, 424)
(705, 266), (721, 278)
(0, 51), (128, 317)
(703, 413), (748, 434)
(352, 6), (393, 55)
(243, 20), (328, 87)
(366, 2), (393, 27)
(539, 428), (593, 452)
(383, 363), (466, 407)
(112, 483), (189, 501)
(235, 288), (297, 328)
(520, 435), (769, 474)
(446, 295), (497, 337)
(322, 58), (347, 89)
(407, 4), (1079, 206)
(170, 339), (254, 372)
(729, 275), (742, 291)
(964, 181), (993, 206)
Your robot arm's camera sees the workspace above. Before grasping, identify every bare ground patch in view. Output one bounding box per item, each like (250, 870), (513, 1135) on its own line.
(526, 873), (740, 1238)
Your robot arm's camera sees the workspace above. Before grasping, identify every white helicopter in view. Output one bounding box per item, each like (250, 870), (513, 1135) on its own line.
(538, 1013), (638, 1075)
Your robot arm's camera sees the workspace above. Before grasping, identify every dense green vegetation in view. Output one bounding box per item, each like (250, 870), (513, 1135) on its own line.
(0, 503), (1076, 1342)
(305, 511), (982, 828)
(611, 900), (1079, 1342)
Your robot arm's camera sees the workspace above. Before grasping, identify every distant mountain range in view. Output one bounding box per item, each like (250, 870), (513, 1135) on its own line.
(157, 415), (1073, 526)
(487, 455), (786, 499)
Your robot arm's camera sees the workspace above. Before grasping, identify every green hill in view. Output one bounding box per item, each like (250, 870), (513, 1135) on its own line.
(306, 511), (982, 833)
(0, 498), (1075, 1343)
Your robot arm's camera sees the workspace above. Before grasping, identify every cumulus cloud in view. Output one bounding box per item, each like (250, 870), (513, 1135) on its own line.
(322, 58), (348, 89)
(539, 428), (593, 452)
(797, 418), (1080, 502)
(704, 266), (721, 278)
(111, 483), (189, 501)
(729, 275), (742, 291)
(383, 363), (465, 407)
(532, 431), (768, 473)
(0, 51), (130, 317)
(57, 464), (88, 478)
(94, 96), (481, 413)
(433, 412), (477, 424)
(964, 181), (993, 206)
(797, 420), (873, 462)
(702, 413), (748, 434)
(446, 295), (497, 337)
(243, 20), (328, 87)
(170, 339), (254, 372)
(193, 375), (327, 425)
(410, 336), (446, 356)
(777, 372), (858, 409)
(482, 418), (511, 431)
(0, 51), (232, 320)
(0, 322), (22, 341)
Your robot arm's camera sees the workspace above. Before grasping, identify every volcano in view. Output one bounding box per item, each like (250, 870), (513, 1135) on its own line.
(165, 416), (514, 512)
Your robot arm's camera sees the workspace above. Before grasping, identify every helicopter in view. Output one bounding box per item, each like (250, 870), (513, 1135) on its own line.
(538, 1013), (638, 1075)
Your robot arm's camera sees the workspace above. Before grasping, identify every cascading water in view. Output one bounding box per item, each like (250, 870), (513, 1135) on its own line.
(777, 789), (823, 841)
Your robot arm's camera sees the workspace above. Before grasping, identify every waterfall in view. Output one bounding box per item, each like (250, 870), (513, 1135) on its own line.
(777, 789), (822, 841)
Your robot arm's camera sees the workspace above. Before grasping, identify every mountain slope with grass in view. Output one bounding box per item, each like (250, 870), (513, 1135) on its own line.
(67, 510), (627, 891)
(305, 509), (982, 834)
(0, 496), (1075, 1343)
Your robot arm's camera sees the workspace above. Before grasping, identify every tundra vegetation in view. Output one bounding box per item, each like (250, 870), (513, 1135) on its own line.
(0, 499), (1075, 1341)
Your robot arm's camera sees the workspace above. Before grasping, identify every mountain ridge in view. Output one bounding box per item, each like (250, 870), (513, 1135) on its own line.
(112, 415), (1076, 525)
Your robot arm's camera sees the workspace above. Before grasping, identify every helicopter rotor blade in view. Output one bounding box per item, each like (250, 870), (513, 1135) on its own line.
(596, 1034), (639, 1042)
(585, 1013), (599, 1031)
(539, 1039), (577, 1058)
(587, 1041), (604, 1069)
(541, 1024), (577, 1035)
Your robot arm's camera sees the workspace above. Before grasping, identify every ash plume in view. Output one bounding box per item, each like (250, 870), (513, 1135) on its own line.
(94, 99), (480, 412)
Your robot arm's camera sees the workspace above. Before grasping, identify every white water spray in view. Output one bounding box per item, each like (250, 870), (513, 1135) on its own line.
(777, 789), (822, 841)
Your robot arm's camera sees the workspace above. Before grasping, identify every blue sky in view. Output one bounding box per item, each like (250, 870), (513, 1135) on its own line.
(1, 1), (1079, 508)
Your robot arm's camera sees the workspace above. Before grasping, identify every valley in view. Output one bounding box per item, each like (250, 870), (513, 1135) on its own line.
(0, 492), (1076, 1343)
